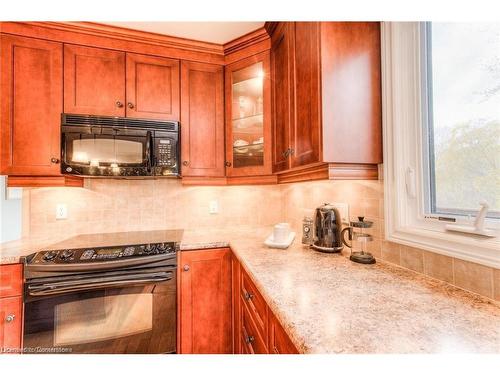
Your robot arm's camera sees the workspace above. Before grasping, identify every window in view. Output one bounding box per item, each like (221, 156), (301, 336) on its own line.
(424, 22), (500, 219)
(382, 22), (499, 269)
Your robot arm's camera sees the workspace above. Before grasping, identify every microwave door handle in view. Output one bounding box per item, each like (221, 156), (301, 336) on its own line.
(146, 130), (153, 173)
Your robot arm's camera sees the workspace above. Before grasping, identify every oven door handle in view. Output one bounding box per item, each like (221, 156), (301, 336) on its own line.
(27, 272), (173, 296)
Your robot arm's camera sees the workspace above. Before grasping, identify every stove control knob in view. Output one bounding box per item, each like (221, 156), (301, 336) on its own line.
(60, 249), (74, 260)
(43, 251), (58, 262)
(144, 244), (153, 253)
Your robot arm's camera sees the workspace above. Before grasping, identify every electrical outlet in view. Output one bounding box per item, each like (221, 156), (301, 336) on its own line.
(209, 200), (219, 214)
(331, 203), (349, 224)
(56, 203), (68, 220)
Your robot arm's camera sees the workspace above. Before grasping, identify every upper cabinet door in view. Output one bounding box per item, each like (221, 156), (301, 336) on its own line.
(270, 23), (294, 173)
(0, 35), (62, 175)
(180, 61), (225, 177)
(64, 45), (125, 116)
(225, 51), (272, 177)
(320, 22), (382, 164)
(290, 22), (322, 168)
(126, 53), (180, 120)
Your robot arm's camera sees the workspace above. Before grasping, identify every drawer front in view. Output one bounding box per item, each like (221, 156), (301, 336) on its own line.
(240, 268), (268, 340)
(268, 312), (299, 354)
(241, 301), (267, 354)
(0, 264), (23, 298)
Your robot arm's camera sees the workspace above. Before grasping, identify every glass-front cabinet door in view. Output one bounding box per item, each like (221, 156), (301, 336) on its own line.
(225, 51), (271, 177)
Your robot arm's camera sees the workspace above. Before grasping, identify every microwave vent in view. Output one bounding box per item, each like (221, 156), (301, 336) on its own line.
(62, 114), (178, 131)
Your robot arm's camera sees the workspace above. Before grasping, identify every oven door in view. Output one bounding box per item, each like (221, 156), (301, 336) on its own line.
(61, 125), (153, 177)
(23, 267), (176, 354)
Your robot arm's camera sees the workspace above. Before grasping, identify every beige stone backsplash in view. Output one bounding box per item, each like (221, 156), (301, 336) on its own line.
(22, 178), (498, 301)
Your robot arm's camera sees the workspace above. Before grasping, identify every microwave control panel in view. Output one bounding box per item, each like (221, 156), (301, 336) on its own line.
(156, 139), (175, 167)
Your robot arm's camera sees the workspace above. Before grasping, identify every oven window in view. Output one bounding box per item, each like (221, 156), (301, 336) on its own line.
(71, 138), (144, 165)
(54, 293), (152, 346)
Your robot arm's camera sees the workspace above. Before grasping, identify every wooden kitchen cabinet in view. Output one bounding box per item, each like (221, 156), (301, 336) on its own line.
(178, 248), (232, 354)
(65, 46), (180, 120)
(64, 44), (126, 117)
(0, 264), (23, 354)
(0, 296), (22, 353)
(126, 53), (180, 120)
(0, 265), (22, 299)
(225, 51), (272, 178)
(290, 22), (322, 169)
(270, 22), (294, 174)
(232, 256), (298, 354)
(0, 35), (63, 176)
(180, 61), (225, 178)
(269, 22), (382, 182)
(268, 311), (299, 354)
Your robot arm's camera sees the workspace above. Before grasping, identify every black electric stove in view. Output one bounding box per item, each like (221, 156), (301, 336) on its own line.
(22, 230), (180, 354)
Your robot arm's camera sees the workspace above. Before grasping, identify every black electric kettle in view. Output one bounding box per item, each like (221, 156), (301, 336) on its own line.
(311, 203), (343, 253)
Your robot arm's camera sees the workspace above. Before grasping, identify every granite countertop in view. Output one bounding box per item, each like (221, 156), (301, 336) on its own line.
(1, 227), (499, 353)
(182, 228), (500, 354)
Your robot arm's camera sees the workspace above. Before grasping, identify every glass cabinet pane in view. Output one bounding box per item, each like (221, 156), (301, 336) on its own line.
(231, 62), (264, 168)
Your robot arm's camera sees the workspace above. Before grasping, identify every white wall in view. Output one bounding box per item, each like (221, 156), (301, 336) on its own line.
(0, 176), (22, 243)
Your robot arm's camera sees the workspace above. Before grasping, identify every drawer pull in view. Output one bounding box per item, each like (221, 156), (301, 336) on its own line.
(5, 314), (15, 323)
(245, 335), (255, 344)
(244, 291), (254, 301)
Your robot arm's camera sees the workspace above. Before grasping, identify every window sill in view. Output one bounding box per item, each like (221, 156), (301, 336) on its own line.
(386, 225), (500, 269)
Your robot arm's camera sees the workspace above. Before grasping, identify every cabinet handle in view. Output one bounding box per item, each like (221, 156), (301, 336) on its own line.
(244, 291), (254, 301)
(182, 161), (190, 166)
(116, 101), (124, 108)
(245, 335), (255, 344)
(183, 264), (190, 272)
(5, 314), (15, 323)
(225, 161), (232, 167)
(127, 102), (134, 109)
(50, 157), (60, 164)
(283, 148), (294, 157)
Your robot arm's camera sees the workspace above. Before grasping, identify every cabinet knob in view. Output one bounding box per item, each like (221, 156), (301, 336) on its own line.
(245, 335), (255, 344)
(244, 291), (254, 301)
(282, 148), (291, 158)
(183, 264), (190, 272)
(5, 314), (15, 323)
(225, 161), (232, 167)
(50, 157), (60, 164)
(127, 102), (134, 109)
(116, 101), (124, 108)
(182, 161), (190, 166)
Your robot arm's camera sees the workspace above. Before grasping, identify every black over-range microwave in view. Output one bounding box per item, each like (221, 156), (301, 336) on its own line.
(61, 114), (180, 178)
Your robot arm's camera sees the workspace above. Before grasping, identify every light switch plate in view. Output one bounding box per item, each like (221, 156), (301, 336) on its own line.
(56, 203), (68, 220)
(209, 200), (219, 214)
(331, 202), (349, 224)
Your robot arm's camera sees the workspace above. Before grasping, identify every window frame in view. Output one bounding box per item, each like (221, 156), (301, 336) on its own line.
(381, 22), (500, 269)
